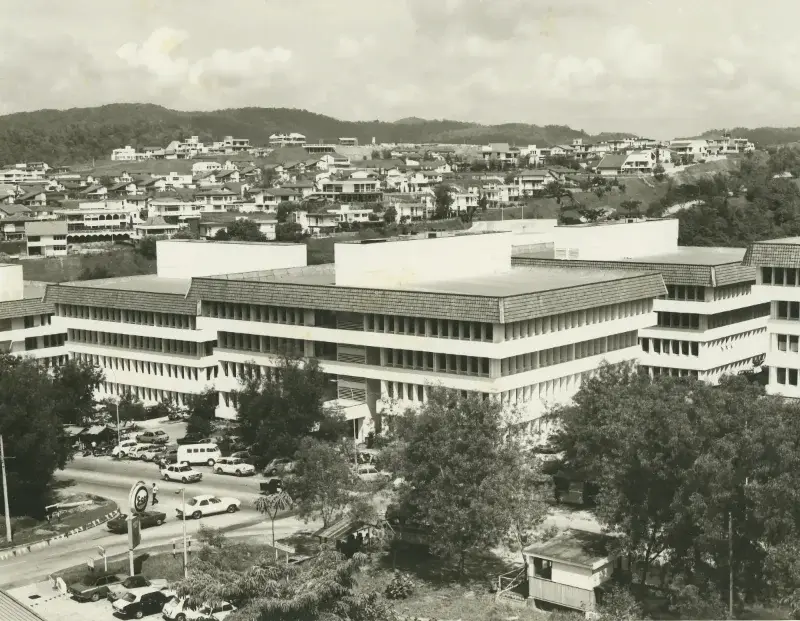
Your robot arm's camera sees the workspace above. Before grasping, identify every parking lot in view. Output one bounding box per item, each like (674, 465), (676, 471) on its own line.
(9, 581), (147, 621)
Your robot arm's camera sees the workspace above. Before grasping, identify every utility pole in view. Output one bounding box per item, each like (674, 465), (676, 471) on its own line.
(115, 399), (121, 446)
(1, 435), (13, 544)
(176, 488), (188, 579)
(729, 512), (734, 620)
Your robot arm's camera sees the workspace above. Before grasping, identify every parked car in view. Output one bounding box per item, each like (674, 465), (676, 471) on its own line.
(264, 458), (296, 476)
(162, 596), (237, 621)
(176, 434), (212, 446)
(229, 450), (251, 461)
(354, 464), (391, 482)
(176, 495), (241, 520)
(214, 457), (255, 477)
(129, 444), (157, 460)
(140, 445), (167, 462)
(112, 440), (139, 458)
(106, 574), (169, 601)
(161, 463), (203, 483)
(259, 477), (284, 495)
(68, 573), (124, 602)
(112, 586), (173, 618)
(137, 430), (169, 445)
(107, 510), (167, 534)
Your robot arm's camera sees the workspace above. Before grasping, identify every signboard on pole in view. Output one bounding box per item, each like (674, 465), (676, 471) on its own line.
(128, 481), (150, 514)
(127, 514), (141, 550)
(86, 558), (94, 571)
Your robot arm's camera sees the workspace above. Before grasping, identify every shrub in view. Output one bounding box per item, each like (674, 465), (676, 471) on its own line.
(385, 571), (415, 600)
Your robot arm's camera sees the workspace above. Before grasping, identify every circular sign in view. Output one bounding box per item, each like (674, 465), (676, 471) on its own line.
(128, 480), (150, 514)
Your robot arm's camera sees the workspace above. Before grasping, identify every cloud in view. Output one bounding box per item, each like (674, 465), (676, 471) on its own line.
(116, 27), (292, 89)
(335, 35), (376, 59)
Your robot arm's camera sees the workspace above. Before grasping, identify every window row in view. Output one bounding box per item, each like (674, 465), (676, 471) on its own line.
(201, 302), (306, 326)
(220, 391), (239, 410)
(708, 304), (769, 329)
(639, 366), (699, 379)
(775, 301), (800, 321)
(503, 300), (651, 341)
(499, 367), (607, 407)
(641, 338), (699, 356)
(665, 285), (705, 301)
(384, 348), (491, 377)
(73, 352), (218, 382)
(354, 310), (493, 342)
(68, 329), (215, 357)
(23, 314), (51, 329)
(217, 331), (304, 356)
(58, 304), (196, 330)
(220, 361), (282, 382)
(777, 334), (800, 352)
(712, 283), (752, 301)
(762, 267), (800, 286)
(101, 381), (193, 407)
(656, 312), (701, 330)
(707, 328), (767, 350)
(501, 331), (638, 377)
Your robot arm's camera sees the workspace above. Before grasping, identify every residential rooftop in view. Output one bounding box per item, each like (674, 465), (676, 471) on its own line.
(515, 246), (747, 266)
(523, 529), (616, 569)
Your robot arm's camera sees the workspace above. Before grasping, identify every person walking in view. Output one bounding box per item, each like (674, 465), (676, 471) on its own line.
(151, 482), (159, 505)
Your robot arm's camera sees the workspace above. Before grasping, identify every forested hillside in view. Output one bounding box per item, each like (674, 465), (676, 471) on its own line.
(655, 148), (800, 246)
(0, 104), (628, 166)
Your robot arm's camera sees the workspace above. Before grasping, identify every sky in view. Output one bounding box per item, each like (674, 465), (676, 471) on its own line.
(2, 0), (800, 138)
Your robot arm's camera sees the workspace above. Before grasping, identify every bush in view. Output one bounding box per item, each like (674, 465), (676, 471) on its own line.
(385, 571), (415, 600)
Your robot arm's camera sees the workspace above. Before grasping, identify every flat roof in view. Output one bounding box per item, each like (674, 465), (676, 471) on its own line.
(61, 275), (190, 295)
(408, 266), (652, 297)
(622, 246), (746, 266)
(23, 281), (48, 299)
(757, 236), (800, 245)
(523, 529), (616, 570)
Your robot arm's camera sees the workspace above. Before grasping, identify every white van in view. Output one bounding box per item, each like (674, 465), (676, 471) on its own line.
(177, 443), (221, 466)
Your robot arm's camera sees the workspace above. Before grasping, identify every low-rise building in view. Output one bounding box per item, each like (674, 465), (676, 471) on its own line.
(292, 210), (339, 236)
(197, 212), (277, 240)
(0, 264), (67, 364)
(24, 220), (68, 256)
(111, 146), (140, 161)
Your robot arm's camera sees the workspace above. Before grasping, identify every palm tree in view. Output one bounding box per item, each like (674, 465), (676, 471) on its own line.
(255, 491), (294, 551)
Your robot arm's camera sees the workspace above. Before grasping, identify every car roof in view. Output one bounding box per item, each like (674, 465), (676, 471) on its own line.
(192, 494), (215, 500)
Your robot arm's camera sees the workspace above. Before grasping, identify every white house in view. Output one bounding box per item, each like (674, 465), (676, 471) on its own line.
(111, 146), (139, 161)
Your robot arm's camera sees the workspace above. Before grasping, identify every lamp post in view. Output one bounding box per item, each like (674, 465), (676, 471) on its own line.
(115, 398), (121, 446)
(175, 488), (188, 579)
(0, 435), (13, 544)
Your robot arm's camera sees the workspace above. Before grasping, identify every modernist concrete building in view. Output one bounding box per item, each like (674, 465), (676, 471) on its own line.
(743, 237), (800, 398)
(45, 240), (308, 408)
(0, 264), (67, 364)
(515, 223), (768, 383)
(189, 232), (665, 439)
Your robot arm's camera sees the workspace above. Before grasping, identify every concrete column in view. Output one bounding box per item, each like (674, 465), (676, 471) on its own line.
(490, 359), (502, 379)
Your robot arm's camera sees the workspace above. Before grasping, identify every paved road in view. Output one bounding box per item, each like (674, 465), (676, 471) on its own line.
(0, 454), (292, 589)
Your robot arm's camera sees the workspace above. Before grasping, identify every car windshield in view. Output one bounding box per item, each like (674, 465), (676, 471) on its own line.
(178, 466), (191, 472)
(122, 593), (137, 602)
(230, 458), (241, 464)
(186, 498), (198, 506)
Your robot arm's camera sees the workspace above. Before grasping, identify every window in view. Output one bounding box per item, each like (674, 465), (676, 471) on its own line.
(27, 235), (40, 242)
(790, 369), (798, 386)
(690, 342), (699, 356)
(778, 367), (787, 384)
(778, 301), (789, 319)
(641, 338), (649, 352)
(779, 334), (788, 351)
(792, 336), (799, 353)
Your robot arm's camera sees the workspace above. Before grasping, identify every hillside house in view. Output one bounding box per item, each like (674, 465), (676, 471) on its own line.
(481, 143), (521, 166)
(595, 153), (627, 177)
(293, 210), (339, 236)
(197, 212), (277, 240)
(25, 220), (68, 257)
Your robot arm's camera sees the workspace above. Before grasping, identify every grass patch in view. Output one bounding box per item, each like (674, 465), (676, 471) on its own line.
(0, 494), (117, 550)
(19, 247), (155, 282)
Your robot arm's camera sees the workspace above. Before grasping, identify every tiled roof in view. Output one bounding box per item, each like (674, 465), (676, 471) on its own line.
(0, 204), (32, 216)
(512, 255), (754, 287)
(596, 153), (627, 169)
(0, 589), (49, 621)
(743, 238), (800, 267)
(0, 282), (53, 321)
(24, 220), (67, 236)
(188, 271), (665, 323)
(45, 282), (197, 314)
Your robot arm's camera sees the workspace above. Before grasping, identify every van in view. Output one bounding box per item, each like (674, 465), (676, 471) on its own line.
(177, 443), (221, 466)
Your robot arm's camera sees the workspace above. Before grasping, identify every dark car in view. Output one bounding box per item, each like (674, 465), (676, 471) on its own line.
(112, 587), (172, 618)
(107, 510), (167, 534)
(259, 477), (284, 495)
(264, 458), (296, 476)
(136, 430), (169, 445)
(107, 575), (169, 602)
(176, 434), (212, 446)
(68, 573), (124, 602)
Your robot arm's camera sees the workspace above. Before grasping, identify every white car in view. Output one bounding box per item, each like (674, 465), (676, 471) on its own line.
(354, 464), (391, 482)
(129, 444), (156, 460)
(162, 596), (238, 621)
(214, 457), (255, 477)
(112, 440), (139, 458)
(176, 494), (241, 520)
(140, 446), (167, 462)
(161, 464), (203, 483)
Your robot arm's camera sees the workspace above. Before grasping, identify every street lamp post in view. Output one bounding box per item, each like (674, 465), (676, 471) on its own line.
(175, 488), (188, 579)
(0, 435), (13, 544)
(115, 399), (121, 446)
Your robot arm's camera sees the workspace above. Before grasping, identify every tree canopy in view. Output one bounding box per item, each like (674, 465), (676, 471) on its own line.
(288, 438), (353, 528)
(214, 219), (267, 242)
(552, 362), (800, 612)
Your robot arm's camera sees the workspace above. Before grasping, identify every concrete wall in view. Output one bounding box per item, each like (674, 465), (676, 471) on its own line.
(334, 233), (512, 288)
(0, 263), (23, 301)
(551, 219), (679, 261)
(470, 219), (558, 234)
(156, 240), (307, 279)
(551, 563), (593, 590)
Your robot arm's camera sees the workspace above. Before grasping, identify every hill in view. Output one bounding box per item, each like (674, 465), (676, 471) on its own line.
(0, 104), (628, 167)
(700, 127), (800, 147)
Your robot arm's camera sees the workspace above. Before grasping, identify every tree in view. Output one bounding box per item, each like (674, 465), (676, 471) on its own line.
(51, 358), (103, 425)
(275, 222), (305, 242)
(172, 226), (199, 240)
(371, 149), (381, 159)
(577, 207), (606, 222)
(288, 438), (353, 528)
(254, 489), (293, 550)
(619, 200), (642, 218)
(595, 584), (646, 621)
(382, 205), (397, 224)
(175, 530), (397, 621)
(136, 236), (158, 260)
(258, 166), (278, 188)
(276, 201), (298, 224)
(653, 163), (666, 181)
(185, 388), (217, 437)
(392, 388), (543, 573)
(236, 355), (347, 469)
(477, 193), (488, 212)
(217, 219), (266, 242)
(432, 184), (453, 219)
(117, 391), (149, 422)
(0, 354), (74, 517)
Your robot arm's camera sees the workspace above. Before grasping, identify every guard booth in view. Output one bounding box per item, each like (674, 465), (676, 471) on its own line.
(314, 515), (387, 558)
(523, 529), (628, 613)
